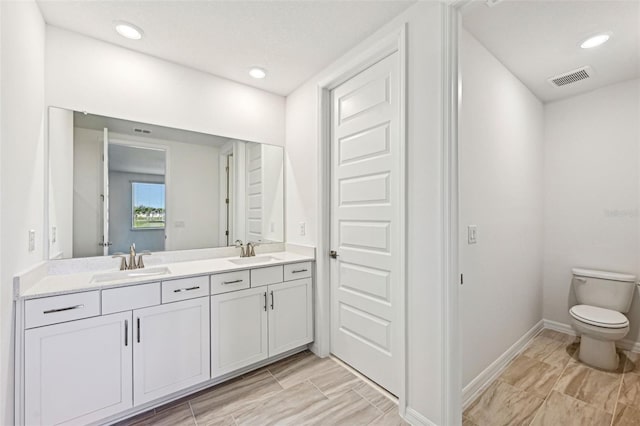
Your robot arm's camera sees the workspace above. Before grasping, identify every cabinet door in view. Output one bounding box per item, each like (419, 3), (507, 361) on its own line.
(133, 297), (210, 405)
(211, 287), (268, 377)
(24, 311), (132, 426)
(268, 279), (313, 357)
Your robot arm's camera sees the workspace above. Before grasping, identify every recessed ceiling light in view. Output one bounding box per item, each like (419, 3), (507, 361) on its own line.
(249, 67), (267, 79)
(580, 32), (611, 49)
(114, 21), (144, 40)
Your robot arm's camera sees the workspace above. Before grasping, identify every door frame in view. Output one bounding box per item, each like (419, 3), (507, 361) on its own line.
(314, 25), (407, 413)
(108, 138), (171, 251)
(442, 2), (465, 425)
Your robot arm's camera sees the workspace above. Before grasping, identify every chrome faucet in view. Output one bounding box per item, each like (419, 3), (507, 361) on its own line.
(246, 241), (259, 257)
(128, 244), (138, 270)
(235, 240), (248, 257)
(137, 251), (151, 268)
(112, 253), (128, 270)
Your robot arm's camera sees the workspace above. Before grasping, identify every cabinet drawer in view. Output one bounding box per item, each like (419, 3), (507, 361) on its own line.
(251, 265), (283, 287)
(284, 262), (312, 281)
(162, 276), (209, 303)
(102, 283), (160, 314)
(211, 270), (250, 295)
(25, 291), (100, 329)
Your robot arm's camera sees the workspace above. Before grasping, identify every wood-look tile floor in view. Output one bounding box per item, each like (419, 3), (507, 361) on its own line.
(464, 329), (640, 426)
(116, 351), (407, 426)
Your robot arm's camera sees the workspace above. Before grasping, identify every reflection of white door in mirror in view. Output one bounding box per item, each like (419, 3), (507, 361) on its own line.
(102, 127), (110, 256)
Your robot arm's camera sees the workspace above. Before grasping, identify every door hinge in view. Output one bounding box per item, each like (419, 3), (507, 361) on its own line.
(460, 274), (464, 285)
(225, 230), (229, 236)
(225, 198), (229, 204)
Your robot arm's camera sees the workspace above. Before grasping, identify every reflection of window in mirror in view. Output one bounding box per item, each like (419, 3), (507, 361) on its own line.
(131, 182), (166, 230)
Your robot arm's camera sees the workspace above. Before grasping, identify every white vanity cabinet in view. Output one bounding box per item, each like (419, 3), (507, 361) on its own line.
(268, 279), (313, 357)
(24, 311), (133, 426)
(133, 297), (210, 405)
(18, 258), (314, 426)
(211, 264), (313, 378)
(211, 287), (269, 377)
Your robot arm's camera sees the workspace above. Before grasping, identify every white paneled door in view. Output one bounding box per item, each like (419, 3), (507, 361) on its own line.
(330, 51), (401, 395)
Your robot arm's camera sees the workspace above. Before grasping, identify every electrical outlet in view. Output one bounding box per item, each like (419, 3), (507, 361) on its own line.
(28, 230), (36, 252)
(270, 222), (275, 233)
(299, 222), (306, 236)
(51, 226), (57, 243)
(174, 220), (185, 228)
(467, 225), (478, 244)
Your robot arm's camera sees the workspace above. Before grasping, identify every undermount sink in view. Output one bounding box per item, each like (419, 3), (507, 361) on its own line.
(228, 255), (281, 266)
(91, 266), (172, 283)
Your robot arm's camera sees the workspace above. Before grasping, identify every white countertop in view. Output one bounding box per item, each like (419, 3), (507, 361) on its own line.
(20, 251), (314, 299)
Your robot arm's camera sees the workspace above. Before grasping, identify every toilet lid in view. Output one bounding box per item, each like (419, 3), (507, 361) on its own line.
(570, 305), (629, 329)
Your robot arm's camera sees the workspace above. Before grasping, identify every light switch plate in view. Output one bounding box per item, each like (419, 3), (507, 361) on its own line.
(467, 225), (478, 244)
(299, 222), (306, 236)
(28, 230), (36, 252)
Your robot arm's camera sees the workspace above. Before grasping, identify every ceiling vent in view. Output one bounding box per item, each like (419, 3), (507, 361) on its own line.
(548, 66), (593, 88)
(486, 0), (506, 7)
(133, 128), (151, 134)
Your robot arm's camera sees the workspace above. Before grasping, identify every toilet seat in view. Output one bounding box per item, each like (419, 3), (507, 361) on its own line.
(570, 304), (629, 329)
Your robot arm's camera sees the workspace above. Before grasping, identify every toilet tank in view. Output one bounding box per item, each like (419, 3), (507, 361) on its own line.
(572, 268), (638, 313)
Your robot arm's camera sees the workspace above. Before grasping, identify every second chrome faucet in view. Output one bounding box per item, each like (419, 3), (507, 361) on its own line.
(112, 244), (151, 270)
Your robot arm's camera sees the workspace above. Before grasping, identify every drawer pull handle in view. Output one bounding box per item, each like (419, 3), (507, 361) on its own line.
(270, 291), (274, 310)
(264, 292), (267, 311)
(43, 304), (84, 314)
(222, 279), (243, 285)
(292, 269), (308, 274)
(173, 286), (200, 293)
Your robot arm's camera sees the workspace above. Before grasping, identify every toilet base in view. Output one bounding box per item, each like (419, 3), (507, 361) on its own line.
(578, 334), (619, 371)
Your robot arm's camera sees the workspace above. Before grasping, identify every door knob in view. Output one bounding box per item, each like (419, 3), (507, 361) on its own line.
(329, 250), (338, 259)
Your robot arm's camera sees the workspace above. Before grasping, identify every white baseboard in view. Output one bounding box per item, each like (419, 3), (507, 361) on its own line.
(544, 318), (640, 353)
(462, 320), (544, 410)
(542, 319), (577, 336)
(404, 407), (437, 426)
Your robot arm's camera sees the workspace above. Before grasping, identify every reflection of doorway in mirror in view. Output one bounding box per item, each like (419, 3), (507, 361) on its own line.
(107, 142), (167, 255)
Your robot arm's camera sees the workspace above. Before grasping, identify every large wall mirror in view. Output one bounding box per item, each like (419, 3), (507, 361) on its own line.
(48, 107), (284, 259)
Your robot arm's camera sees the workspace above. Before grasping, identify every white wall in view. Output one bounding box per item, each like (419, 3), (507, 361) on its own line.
(543, 78), (640, 338)
(459, 29), (545, 387)
(285, 2), (445, 422)
(46, 26), (285, 146)
(0, 2), (46, 424)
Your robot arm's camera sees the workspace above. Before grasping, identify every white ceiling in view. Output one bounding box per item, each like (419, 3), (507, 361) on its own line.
(462, 0), (640, 103)
(37, 0), (415, 96)
(109, 144), (166, 176)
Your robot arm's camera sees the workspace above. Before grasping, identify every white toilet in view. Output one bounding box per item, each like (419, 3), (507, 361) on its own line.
(569, 268), (637, 371)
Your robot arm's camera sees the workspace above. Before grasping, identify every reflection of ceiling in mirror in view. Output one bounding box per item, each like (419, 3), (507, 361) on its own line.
(109, 144), (166, 176)
(74, 112), (235, 148)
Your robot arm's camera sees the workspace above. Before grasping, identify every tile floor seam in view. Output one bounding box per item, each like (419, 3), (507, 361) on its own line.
(307, 378), (332, 401)
(330, 355), (398, 404)
(610, 374), (624, 426)
(187, 400), (198, 426)
(526, 343), (574, 426)
(351, 385), (386, 415)
(610, 353), (631, 426)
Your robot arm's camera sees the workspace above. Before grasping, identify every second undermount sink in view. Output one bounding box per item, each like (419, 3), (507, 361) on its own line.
(91, 266), (172, 283)
(228, 255), (281, 266)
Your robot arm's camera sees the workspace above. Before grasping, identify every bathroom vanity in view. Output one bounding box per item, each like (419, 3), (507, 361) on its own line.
(13, 250), (314, 425)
